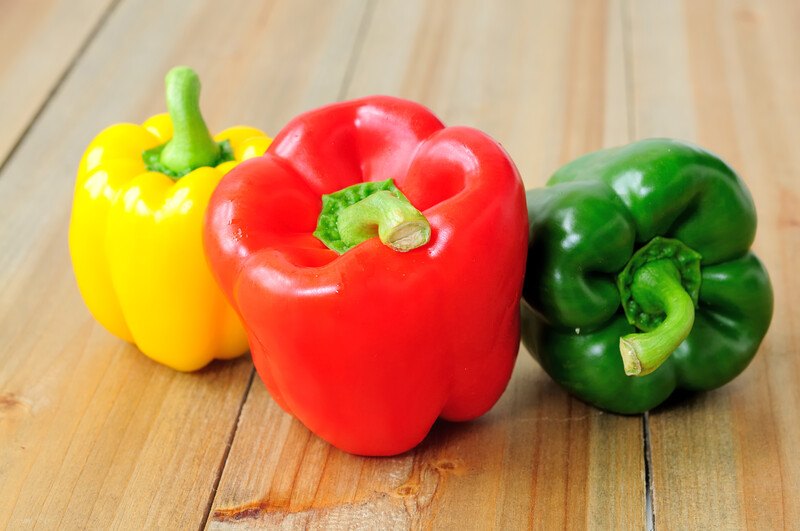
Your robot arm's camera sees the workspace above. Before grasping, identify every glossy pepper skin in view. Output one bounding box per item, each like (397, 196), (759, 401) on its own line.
(521, 139), (773, 413)
(69, 67), (271, 371)
(204, 96), (528, 456)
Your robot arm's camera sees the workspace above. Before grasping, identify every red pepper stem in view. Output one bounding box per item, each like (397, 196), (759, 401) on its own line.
(619, 260), (695, 376)
(159, 66), (220, 174)
(337, 191), (431, 252)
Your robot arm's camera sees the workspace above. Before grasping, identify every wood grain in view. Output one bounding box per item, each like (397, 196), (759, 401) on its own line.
(0, 0), (367, 528)
(210, 358), (644, 530)
(208, 1), (645, 528)
(2, 0), (798, 527)
(0, 0), (115, 165)
(628, 0), (800, 528)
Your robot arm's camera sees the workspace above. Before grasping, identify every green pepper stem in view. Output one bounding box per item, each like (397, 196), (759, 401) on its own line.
(159, 66), (220, 174)
(619, 259), (695, 376)
(337, 191), (431, 252)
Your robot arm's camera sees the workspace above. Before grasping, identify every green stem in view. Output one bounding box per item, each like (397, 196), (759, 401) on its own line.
(619, 259), (695, 376)
(337, 191), (431, 252)
(158, 66), (220, 174)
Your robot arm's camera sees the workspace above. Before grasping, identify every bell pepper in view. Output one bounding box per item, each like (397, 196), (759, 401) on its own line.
(69, 67), (271, 371)
(204, 96), (528, 455)
(521, 139), (773, 413)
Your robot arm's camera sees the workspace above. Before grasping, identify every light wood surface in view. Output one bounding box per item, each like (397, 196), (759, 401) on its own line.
(0, 0), (366, 528)
(208, 1), (644, 528)
(629, 1), (800, 528)
(0, 0), (796, 528)
(0, 0), (115, 165)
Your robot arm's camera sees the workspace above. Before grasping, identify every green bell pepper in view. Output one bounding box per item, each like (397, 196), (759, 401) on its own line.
(521, 138), (773, 413)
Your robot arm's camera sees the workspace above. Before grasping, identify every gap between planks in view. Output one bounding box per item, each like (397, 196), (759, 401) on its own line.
(0, 0), (372, 527)
(199, 369), (256, 531)
(643, 412), (655, 531)
(621, 1), (654, 529)
(0, 0), (124, 175)
(336, 0), (377, 102)
(6, 0), (656, 526)
(200, 0), (656, 526)
(199, 1), (377, 527)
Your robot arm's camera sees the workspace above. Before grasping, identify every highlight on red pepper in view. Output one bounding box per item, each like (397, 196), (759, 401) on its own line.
(204, 96), (528, 456)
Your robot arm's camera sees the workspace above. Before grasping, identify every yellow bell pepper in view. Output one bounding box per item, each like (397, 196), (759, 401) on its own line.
(69, 66), (271, 371)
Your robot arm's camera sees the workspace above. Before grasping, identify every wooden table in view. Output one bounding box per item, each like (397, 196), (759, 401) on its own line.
(1, 0), (797, 528)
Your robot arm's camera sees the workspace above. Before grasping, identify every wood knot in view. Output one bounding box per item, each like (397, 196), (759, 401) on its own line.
(395, 483), (419, 497)
(212, 500), (289, 521)
(433, 459), (463, 474)
(0, 393), (30, 414)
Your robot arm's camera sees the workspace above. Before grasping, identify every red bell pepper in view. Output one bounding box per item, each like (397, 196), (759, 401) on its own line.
(204, 96), (527, 456)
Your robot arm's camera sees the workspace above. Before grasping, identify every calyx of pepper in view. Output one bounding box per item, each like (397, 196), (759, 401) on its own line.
(314, 179), (431, 254)
(142, 66), (234, 178)
(616, 237), (702, 376)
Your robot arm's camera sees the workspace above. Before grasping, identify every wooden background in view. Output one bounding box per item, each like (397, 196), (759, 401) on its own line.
(1, 0), (797, 528)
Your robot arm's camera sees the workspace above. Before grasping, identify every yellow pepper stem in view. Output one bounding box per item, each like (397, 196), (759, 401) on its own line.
(159, 66), (220, 174)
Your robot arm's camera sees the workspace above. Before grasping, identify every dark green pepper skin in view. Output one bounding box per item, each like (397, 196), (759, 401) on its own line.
(521, 139), (773, 413)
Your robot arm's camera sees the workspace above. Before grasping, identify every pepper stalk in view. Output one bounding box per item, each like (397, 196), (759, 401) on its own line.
(159, 66), (220, 173)
(314, 179), (431, 254)
(142, 66), (233, 178)
(616, 237), (702, 376)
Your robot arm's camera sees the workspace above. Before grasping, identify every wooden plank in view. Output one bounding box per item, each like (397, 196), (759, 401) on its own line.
(210, 361), (643, 529)
(209, 1), (645, 528)
(0, 0), (115, 165)
(0, 0), (368, 528)
(628, 0), (800, 527)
